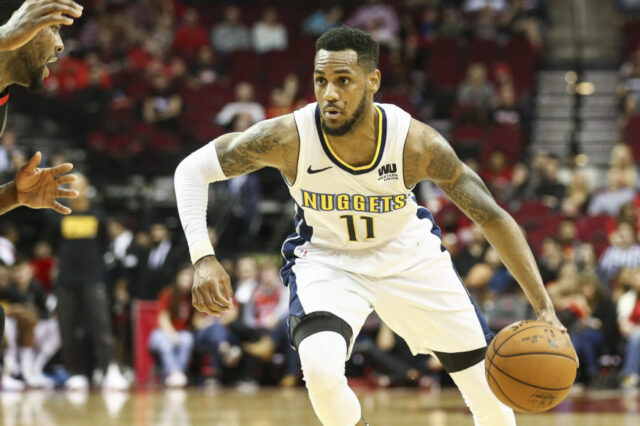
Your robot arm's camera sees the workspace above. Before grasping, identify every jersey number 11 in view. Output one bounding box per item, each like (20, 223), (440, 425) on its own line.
(339, 215), (375, 241)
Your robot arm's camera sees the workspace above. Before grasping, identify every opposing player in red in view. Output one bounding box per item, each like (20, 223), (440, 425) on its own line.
(175, 27), (563, 425)
(0, 0), (83, 352)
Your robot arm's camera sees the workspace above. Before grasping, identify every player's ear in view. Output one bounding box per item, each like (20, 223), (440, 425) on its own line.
(368, 69), (381, 95)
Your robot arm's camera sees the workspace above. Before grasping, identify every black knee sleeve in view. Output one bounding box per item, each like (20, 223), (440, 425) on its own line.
(433, 346), (488, 373)
(289, 311), (353, 351)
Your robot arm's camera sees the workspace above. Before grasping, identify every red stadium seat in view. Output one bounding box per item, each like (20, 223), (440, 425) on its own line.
(228, 50), (264, 85)
(426, 37), (463, 89)
(467, 39), (498, 69)
(263, 50), (297, 85)
(482, 124), (524, 163)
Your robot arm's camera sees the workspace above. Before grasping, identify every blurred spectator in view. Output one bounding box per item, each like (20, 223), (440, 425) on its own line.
(252, 8), (288, 53)
(211, 6), (251, 53)
(172, 8), (208, 60)
(265, 74), (304, 119)
(457, 63), (496, 124)
(471, 5), (500, 40)
(0, 263), (27, 391)
(51, 175), (128, 391)
(216, 82), (265, 127)
(538, 237), (563, 284)
(188, 46), (224, 88)
(617, 268), (640, 388)
(569, 273), (617, 385)
(609, 144), (638, 189)
(463, 0), (508, 12)
(438, 7), (466, 39)
(588, 168), (636, 216)
(137, 220), (185, 300)
(149, 264), (195, 388)
(302, 6), (343, 37)
(535, 154), (566, 208)
(499, 0), (544, 50)
(481, 151), (512, 200)
(142, 72), (183, 134)
(0, 130), (17, 179)
(9, 259), (59, 388)
(104, 215), (142, 369)
(454, 224), (489, 279)
(492, 85), (522, 126)
(562, 171), (590, 217)
(599, 222), (640, 284)
(29, 241), (56, 294)
(0, 221), (18, 267)
(346, 0), (400, 49)
(242, 260), (298, 387)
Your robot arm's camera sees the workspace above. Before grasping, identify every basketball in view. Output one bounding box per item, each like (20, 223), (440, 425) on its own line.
(485, 320), (578, 413)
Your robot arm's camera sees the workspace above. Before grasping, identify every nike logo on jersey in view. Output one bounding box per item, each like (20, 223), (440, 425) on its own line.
(307, 165), (332, 174)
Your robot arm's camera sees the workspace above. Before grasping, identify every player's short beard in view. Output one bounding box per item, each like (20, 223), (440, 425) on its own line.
(321, 90), (367, 137)
(16, 50), (46, 94)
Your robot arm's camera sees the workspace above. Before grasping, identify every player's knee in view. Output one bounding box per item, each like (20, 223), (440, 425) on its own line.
(299, 331), (347, 393)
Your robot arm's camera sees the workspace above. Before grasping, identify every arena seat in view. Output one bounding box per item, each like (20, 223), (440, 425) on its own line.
(467, 39), (498, 69)
(426, 37), (463, 89)
(133, 300), (159, 385)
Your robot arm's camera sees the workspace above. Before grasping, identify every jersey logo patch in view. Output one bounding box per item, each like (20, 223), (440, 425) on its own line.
(378, 163), (398, 181)
(307, 165), (332, 174)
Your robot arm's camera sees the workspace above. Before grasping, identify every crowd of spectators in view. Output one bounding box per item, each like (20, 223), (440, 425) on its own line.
(2, 0), (640, 394)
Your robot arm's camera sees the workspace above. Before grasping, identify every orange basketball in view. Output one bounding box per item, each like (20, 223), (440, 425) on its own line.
(485, 320), (578, 413)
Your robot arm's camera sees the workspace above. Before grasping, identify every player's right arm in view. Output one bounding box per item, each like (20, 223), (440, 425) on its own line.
(0, 0), (83, 52)
(174, 114), (298, 316)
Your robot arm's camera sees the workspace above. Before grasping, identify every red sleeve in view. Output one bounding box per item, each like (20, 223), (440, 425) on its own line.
(157, 288), (173, 312)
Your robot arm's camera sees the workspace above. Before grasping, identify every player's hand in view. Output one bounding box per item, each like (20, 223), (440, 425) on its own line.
(537, 308), (567, 333)
(192, 255), (234, 317)
(15, 151), (78, 214)
(0, 0), (83, 51)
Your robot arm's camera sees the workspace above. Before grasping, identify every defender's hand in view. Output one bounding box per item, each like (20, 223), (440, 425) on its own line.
(0, 0), (83, 51)
(15, 151), (78, 214)
(192, 256), (234, 316)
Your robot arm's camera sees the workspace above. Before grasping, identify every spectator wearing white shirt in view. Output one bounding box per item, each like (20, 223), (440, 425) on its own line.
(599, 222), (640, 284)
(216, 82), (265, 127)
(211, 6), (251, 53)
(252, 8), (288, 53)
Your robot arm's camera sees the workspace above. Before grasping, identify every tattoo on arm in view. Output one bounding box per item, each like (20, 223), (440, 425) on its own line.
(425, 133), (504, 226)
(216, 123), (280, 178)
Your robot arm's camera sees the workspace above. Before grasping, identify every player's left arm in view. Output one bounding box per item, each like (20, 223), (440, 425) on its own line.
(404, 119), (564, 330)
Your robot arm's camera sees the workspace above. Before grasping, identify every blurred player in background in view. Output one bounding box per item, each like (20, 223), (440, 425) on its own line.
(0, 0), (83, 345)
(176, 27), (563, 425)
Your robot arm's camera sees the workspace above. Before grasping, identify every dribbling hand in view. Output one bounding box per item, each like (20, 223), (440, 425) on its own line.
(0, 0), (83, 51)
(536, 308), (566, 333)
(192, 256), (234, 316)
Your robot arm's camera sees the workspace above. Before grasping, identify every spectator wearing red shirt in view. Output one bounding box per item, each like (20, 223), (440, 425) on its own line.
(172, 8), (208, 60)
(148, 264), (195, 387)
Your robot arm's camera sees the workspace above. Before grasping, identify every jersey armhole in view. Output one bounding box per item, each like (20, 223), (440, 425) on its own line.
(282, 109), (304, 188)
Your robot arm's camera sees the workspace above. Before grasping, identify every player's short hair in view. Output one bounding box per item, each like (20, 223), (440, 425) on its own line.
(316, 26), (379, 72)
(0, 0), (25, 25)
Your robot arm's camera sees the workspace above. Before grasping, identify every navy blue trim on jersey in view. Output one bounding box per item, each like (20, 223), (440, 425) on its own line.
(314, 104), (388, 175)
(416, 205), (445, 252)
(415, 203), (493, 343)
(280, 203), (313, 319)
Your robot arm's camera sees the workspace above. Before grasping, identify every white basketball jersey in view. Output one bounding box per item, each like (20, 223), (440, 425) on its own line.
(283, 102), (443, 254)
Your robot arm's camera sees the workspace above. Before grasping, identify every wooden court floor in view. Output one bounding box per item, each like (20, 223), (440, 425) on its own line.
(1, 387), (639, 426)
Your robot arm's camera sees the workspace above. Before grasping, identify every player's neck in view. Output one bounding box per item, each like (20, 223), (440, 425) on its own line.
(324, 104), (378, 164)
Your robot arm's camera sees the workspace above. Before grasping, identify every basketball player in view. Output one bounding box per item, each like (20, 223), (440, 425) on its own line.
(175, 27), (564, 425)
(0, 0), (82, 349)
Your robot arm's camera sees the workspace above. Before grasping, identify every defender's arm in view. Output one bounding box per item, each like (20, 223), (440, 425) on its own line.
(404, 120), (560, 326)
